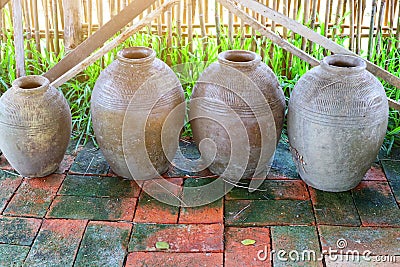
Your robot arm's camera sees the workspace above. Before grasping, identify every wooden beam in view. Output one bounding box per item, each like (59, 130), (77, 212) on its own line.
(232, 0), (400, 110)
(0, 0), (10, 9)
(44, 0), (156, 83)
(12, 0), (25, 77)
(51, 0), (178, 88)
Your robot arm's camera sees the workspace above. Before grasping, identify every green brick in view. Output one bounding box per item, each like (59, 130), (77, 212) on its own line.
(47, 196), (136, 221)
(0, 216), (41, 246)
(0, 170), (23, 212)
(310, 188), (361, 226)
(225, 200), (314, 226)
(0, 244), (30, 266)
(59, 175), (141, 198)
(352, 181), (400, 226)
(271, 226), (321, 267)
(75, 221), (131, 267)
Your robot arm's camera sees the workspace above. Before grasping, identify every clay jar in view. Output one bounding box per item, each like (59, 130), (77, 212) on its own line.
(91, 47), (185, 179)
(190, 50), (286, 178)
(0, 75), (72, 177)
(288, 54), (388, 192)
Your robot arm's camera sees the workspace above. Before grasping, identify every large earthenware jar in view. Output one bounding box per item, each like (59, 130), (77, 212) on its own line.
(190, 50), (286, 178)
(91, 47), (185, 179)
(288, 54), (388, 192)
(0, 75), (71, 177)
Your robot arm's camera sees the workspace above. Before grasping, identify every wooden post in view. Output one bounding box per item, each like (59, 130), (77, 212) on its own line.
(63, 0), (82, 52)
(12, 0), (25, 77)
(52, 0), (60, 56)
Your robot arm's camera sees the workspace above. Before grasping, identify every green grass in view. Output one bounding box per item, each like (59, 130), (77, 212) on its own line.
(0, 22), (399, 153)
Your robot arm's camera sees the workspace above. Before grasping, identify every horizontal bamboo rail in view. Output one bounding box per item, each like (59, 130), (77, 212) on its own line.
(1, 0), (398, 55)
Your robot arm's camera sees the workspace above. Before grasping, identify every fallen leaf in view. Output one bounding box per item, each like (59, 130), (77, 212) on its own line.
(241, 239), (256, 246)
(156, 241), (170, 250)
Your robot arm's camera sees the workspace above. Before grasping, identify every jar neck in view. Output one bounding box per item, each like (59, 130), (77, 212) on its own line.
(117, 47), (156, 66)
(319, 54), (366, 76)
(12, 75), (50, 95)
(218, 50), (261, 70)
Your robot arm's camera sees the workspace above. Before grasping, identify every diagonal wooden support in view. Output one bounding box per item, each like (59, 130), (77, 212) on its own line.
(232, 0), (400, 110)
(44, 0), (156, 83)
(0, 0), (10, 9)
(51, 0), (178, 88)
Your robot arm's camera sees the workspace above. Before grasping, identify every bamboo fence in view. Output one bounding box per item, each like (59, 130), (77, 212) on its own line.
(0, 0), (399, 58)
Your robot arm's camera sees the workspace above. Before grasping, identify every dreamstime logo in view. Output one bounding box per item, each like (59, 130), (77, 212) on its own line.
(256, 238), (397, 263)
(121, 61), (277, 207)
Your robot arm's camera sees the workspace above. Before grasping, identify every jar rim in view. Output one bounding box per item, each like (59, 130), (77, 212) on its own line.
(320, 54), (366, 74)
(117, 46), (156, 64)
(12, 75), (50, 93)
(218, 50), (261, 68)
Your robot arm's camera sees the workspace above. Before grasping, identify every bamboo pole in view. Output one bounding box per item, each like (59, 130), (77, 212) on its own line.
(22, 0), (33, 66)
(228, 11), (234, 45)
(396, 3), (400, 49)
(367, 0), (377, 60)
(12, 0), (26, 77)
(374, 0), (386, 60)
(187, 0), (193, 52)
(157, 0), (162, 36)
(96, 0), (103, 27)
(32, 0), (41, 52)
(52, 0), (60, 56)
(166, 5), (173, 65)
(349, 0), (354, 51)
(198, 0), (208, 60)
(176, 0), (182, 63)
(215, 0), (222, 51)
(356, 0), (362, 53)
(307, 0), (317, 54)
(323, 0), (330, 37)
(52, 0), (178, 88)
(88, 0), (92, 36)
(332, 0), (343, 40)
(234, 0), (400, 96)
(301, 0), (310, 50)
(58, 0), (64, 29)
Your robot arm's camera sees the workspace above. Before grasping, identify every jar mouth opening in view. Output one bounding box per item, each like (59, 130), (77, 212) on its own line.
(218, 50), (261, 67)
(13, 75), (50, 91)
(321, 54), (366, 72)
(118, 47), (156, 63)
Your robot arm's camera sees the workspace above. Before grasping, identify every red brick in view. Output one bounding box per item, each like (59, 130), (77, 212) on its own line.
(56, 155), (76, 174)
(3, 174), (65, 217)
(25, 219), (87, 266)
(129, 223), (224, 253)
(226, 180), (309, 200)
(362, 164), (387, 181)
(225, 227), (271, 267)
(0, 155), (13, 171)
(126, 252), (223, 267)
(179, 198), (224, 224)
(134, 178), (183, 224)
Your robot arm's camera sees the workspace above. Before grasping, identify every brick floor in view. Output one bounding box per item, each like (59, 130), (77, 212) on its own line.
(0, 140), (399, 266)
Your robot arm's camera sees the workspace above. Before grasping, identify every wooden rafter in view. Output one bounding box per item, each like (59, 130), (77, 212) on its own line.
(44, 0), (156, 83)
